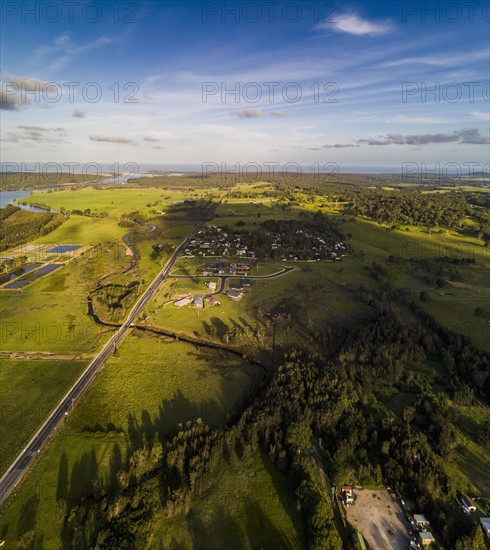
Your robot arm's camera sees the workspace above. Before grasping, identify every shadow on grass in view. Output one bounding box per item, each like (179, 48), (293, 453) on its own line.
(211, 317), (230, 341)
(187, 505), (247, 550)
(17, 493), (39, 538)
(123, 392), (222, 466)
(258, 452), (306, 547)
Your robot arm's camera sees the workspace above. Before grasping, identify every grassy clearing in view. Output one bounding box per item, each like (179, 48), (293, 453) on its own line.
(31, 215), (127, 246)
(0, 359), (87, 476)
(146, 258), (368, 355)
(151, 451), (308, 549)
(0, 331), (262, 547)
(0, 242), (128, 353)
(66, 330), (262, 435)
(380, 362), (490, 496)
(318, 211), (490, 352)
(22, 187), (191, 218)
(421, 289), (490, 353)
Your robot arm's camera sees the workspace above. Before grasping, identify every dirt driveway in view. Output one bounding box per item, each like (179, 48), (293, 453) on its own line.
(345, 489), (411, 550)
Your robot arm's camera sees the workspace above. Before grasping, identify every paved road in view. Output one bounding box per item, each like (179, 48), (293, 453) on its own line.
(169, 265), (296, 292)
(0, 233), (191, 508)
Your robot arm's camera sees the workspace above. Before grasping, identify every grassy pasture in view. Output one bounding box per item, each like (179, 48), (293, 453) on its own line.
(21, 187), (191, 219)
(0, 242), (129, 353)
(0, 332), (263, 548)
(0, 359), (88, 476)
(151, 451), (308, 549)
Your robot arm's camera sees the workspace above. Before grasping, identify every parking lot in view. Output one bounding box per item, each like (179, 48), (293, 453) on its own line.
(345, 490), (412, 550)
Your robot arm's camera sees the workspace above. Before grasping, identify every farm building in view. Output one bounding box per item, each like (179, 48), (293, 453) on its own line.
(192, 296), (204, 309)
(174, 297), (191, 308)
(226, 289), (244, 301)
(418, 531), (435, 546)
(342, 485), (354, 504)
(205, 296), (220, 306)
(414, 514), (430, 528)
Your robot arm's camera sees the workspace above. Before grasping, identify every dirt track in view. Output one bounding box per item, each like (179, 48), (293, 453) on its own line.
(345, 489), (411, 550)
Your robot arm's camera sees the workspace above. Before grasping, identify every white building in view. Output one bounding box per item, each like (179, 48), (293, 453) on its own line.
(174, 297), (191, 308)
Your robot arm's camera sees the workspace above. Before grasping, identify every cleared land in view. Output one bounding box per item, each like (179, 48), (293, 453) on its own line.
(0, 359), (87, 476)
(0, 332), (267, 548)
(345, 490), (411, 550)
(0, 179), (488, 548)
(151, 451), (308, 549)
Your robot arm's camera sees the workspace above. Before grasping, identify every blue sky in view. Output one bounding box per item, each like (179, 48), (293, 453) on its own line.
(1, 0), (489, 172)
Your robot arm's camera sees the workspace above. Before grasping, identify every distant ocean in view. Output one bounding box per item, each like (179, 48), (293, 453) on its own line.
(1, 162), (404, 175)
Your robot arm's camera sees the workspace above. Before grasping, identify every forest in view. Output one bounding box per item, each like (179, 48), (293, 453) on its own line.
(0, 204), (65, 251)
(46, 302), (489, 549)
(0, 172), (105, 191)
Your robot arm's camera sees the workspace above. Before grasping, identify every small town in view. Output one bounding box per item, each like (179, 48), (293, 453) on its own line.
(182, 223), (349, 262)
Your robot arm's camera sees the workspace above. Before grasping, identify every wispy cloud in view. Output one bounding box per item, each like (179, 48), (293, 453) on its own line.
(471, 111), (490, 122)
(386, 115), (451, 124)
(323, 143), (360, 148)
(144, 136), (160, 142)
(35, 33), (113, 73)
(89, 134), (137, 145)
(320, 13), (393, 36)
(376, 49), (489, 68)
(232, 108), (265, 119)
(5, 125), (67, 144)
(323, 128), (489, 147)
(231, 109), (288, 119)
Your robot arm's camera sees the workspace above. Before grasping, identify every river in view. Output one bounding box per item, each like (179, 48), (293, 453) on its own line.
(0, 172), (159, 213)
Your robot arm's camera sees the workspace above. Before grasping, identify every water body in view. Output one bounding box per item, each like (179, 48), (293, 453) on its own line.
(122, 234), (139, 273)
(0, 189), (53, 212)
(46, 245), (82, 254)
(0, 263), (42, 285)
(0, 172), (157, 213)
(4, 264), (62, 289)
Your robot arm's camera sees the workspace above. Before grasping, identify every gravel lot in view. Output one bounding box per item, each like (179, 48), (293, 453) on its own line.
(345, 489), (411, 550)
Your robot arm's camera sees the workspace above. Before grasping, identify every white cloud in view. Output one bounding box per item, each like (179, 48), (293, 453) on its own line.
(471, 111), (490, 122)
(321, 13), (392, 36)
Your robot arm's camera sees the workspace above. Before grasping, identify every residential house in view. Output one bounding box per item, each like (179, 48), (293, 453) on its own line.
(414, 515), (430, 529)
(418, 532), (435, 546)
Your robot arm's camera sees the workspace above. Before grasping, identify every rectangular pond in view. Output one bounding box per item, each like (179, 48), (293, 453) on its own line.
(0, 263), (43, 286)
(46, 245), (82, 254)
(4, 264), (63, 289)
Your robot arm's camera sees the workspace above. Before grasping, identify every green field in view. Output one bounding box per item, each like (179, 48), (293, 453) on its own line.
(152, 451), (308, 549)
(31, 215), (127, 245)
(0, 359), (88, 475)
(21, 187), (192, 219)
(146, 255), (370, 356)
(0, 332), (264, 547)
(0, 242), (127, 353)
(1, 178), (489, 548)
